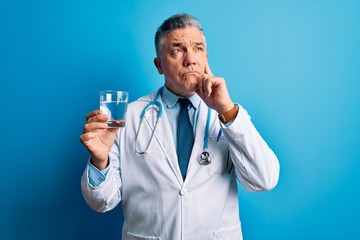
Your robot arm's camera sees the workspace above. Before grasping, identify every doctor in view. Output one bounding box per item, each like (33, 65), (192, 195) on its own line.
(80, 13), (280, 240)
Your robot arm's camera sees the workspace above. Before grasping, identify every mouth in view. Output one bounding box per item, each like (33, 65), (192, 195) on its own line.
(183, 71), (201, 76)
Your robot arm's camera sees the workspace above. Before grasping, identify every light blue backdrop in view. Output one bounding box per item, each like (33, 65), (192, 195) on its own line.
(1, 0), (359, 239)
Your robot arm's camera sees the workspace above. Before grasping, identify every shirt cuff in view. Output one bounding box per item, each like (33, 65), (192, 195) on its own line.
(88, 161), (110, 187)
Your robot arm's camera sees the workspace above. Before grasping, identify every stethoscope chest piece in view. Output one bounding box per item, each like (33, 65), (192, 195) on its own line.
(199, 151), (213, 165)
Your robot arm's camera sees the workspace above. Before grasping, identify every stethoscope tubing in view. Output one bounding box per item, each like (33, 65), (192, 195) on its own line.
(135, 87), (215, 166)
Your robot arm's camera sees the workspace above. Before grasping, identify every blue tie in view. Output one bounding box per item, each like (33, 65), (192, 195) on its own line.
(177, 98), (194, 180)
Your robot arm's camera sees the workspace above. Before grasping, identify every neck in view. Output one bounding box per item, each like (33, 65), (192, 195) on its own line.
(164, 83), (195, 98)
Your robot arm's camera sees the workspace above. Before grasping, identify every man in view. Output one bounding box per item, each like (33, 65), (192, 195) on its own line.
(80, 13), (280, 240)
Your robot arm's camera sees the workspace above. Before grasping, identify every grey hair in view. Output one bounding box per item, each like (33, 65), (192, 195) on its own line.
(155, 13), (204, 56)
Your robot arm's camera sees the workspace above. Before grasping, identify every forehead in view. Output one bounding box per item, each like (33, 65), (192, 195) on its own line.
(164, 27), (206, 45)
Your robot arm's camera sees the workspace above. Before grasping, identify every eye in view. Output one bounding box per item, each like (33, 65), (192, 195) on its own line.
(196, 47), (204, 52)
(170, 48), (183, 55)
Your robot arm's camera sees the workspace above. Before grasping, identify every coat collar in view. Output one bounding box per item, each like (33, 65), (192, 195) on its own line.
(162, 85), (201, 110)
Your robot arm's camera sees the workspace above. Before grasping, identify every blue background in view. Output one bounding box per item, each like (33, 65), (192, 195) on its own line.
(1, 0), (359, 239)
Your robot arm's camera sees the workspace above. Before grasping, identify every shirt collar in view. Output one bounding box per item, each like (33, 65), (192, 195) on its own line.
(162, 85), (200, 110)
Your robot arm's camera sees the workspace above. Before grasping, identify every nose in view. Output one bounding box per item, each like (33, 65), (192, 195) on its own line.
(183, 49), (197, 67)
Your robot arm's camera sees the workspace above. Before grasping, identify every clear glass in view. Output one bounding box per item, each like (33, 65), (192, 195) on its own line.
(99, 90), (129, 128)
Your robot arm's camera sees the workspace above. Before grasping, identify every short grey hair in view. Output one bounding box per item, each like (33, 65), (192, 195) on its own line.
(155, 13), (204, 56)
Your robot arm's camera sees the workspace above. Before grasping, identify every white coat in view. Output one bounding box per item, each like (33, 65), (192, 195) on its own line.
(81, 89), (280, 240)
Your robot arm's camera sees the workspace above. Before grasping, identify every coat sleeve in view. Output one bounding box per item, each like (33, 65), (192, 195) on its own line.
(81, 133), (122, 213)
(221, 105), (280, 191)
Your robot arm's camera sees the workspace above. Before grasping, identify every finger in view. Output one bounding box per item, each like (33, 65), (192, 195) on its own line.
(204, 77), (213, 97)
(204, 62), (213, 76)
(200, 74), (212, 97)
(86, 110), (103, 121)
(199, 74), (210, 96)
(197, 75), (204, 95)
(83, 122), (108, 134)
(195, 78), (206, 99)
(80, 132), (97, 143)
(87, 113), (109, 123)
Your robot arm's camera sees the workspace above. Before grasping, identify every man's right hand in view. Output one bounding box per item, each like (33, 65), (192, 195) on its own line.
(80, 110), (119, 170)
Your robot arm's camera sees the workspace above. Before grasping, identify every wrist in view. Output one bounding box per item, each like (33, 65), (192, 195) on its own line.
(216, 96), (234, 114)
(218, 104), (239, 123)
(90, 156), (109, 170)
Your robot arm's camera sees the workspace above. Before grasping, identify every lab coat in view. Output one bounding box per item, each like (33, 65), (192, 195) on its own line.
(81, 89), (280, 240)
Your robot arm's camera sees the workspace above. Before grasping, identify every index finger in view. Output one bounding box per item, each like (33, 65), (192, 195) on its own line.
(86, 110), (103, 121)
(204, 62), (213, 76)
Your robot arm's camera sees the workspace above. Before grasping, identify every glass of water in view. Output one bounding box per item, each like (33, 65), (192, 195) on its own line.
(99, 90), (129, 128)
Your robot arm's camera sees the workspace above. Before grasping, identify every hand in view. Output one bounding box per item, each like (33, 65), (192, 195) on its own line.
(79, 110), (119, 170)
(196, 62), (234, 114)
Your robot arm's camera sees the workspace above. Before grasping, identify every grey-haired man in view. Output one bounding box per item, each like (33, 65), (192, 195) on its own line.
(81, 13), (280, 240)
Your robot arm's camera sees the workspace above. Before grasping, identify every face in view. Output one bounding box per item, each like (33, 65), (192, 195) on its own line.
(154, 27), (208, 97)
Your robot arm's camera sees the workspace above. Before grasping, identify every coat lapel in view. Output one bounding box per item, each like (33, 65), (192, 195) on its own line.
(143, 96), (183, 186)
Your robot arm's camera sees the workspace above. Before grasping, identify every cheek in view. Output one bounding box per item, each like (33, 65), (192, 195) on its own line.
(164, 62), (181, 75)
(201, 55), (208, 65)
(163, 66), (176, 76)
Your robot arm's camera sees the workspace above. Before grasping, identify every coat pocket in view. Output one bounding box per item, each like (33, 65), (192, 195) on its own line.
(126, 232), (161, 240)
(213, 224), (242, 240)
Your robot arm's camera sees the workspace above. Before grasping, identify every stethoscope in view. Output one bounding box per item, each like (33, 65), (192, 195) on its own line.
(134, 87), (214, 166)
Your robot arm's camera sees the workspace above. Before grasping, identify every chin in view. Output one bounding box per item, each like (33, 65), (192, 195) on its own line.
(182, 86), (198, 97)
(184, 75), (200, 86)
(184, 79), (199, 91)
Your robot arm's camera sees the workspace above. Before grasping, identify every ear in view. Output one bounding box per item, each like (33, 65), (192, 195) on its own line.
(154, 57), (163, 74)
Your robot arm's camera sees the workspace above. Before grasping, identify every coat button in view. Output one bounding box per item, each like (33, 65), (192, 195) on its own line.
(179, 189), (188, 196)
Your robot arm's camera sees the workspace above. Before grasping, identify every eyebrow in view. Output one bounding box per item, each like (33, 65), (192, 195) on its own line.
(194, 42), (205, 46)
(170, 41), (205, 47)
(171, 42), (184, 47)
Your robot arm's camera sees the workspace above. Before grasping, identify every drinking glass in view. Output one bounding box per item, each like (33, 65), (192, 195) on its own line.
(99, 90), (129, 128)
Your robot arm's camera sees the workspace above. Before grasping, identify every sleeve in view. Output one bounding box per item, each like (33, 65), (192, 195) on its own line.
(221, 105), (280, 191)
(81, 133), (123, 213)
